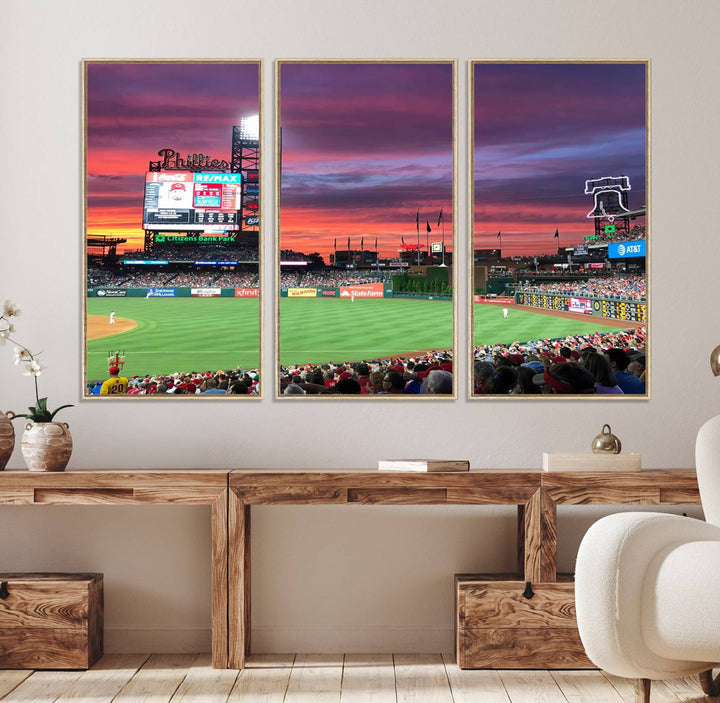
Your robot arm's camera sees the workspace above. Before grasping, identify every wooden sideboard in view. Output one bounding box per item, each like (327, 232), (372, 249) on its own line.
(227, 469), (701, 669)
(0, 470), (228, 669)
(0, 468), (702, 670)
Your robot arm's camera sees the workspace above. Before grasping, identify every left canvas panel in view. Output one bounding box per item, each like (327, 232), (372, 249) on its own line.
(83, 60), (262, 398)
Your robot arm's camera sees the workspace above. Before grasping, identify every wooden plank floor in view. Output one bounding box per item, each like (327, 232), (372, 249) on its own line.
(0, 654), (710, 702)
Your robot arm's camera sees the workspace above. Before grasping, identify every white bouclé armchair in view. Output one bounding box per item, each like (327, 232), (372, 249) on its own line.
(575, 415), (720, 702)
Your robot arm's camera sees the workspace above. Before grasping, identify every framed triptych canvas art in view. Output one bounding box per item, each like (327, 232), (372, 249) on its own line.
(82, 58), (647, 400)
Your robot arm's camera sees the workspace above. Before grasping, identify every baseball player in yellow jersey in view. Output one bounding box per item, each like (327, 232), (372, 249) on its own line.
(99, 366), (128, 395)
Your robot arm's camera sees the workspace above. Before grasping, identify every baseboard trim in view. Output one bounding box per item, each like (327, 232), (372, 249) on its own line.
(105, 626), (211, 653)
(105, 625), (455, 654)
(251, 625), (455, 653)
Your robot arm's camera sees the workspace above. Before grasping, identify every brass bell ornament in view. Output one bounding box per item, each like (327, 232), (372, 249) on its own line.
(591, 424), (622, 455)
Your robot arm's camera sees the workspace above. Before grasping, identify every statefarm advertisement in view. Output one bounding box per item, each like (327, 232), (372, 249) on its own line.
(143, 171), (242, 232)
(339, 283), (384, 298)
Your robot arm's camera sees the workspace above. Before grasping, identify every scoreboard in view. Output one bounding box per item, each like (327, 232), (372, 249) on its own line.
(516, 292), (646, 323)
(143, 171), (242, 232)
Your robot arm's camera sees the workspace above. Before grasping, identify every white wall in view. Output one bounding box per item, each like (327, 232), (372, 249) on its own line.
(1, 0), (719, 653)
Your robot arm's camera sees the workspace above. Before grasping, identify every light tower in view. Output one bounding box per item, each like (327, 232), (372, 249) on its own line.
(232, 116), (260, 233)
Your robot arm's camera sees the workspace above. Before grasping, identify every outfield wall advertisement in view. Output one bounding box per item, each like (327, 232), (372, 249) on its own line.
(88, 287), (259, 298)
(287, 288), (317, 298)
(339, 283), (384, 298)
(516, 292), (646, 323)
(191, 287), (222, 297)
(473, 295), (514, 304)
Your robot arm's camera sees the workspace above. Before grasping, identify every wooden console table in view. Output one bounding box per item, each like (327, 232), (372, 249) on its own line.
(0, 470), (229, 669)
(0, 468), (702, 670)
(228, 469), (700, 669)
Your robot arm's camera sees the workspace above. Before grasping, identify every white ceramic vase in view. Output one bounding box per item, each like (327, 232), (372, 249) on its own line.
(21, 421), (73, 472)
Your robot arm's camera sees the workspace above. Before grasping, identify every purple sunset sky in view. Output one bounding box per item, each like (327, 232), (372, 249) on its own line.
(474, 62), (647, 256)
(280, 62), (454, 259)
(86, 61), (259, 248)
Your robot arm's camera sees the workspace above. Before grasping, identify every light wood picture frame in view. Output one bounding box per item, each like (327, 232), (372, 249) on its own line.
(470, 60), (649, 399)
(276, 59), (457, 398)
(83, 60), (262, 398)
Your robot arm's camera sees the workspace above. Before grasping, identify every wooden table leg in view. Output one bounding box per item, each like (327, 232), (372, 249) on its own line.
(211, 489), (228, 669)
(228, 489), (251, 669)
(519, 488), (557, 583)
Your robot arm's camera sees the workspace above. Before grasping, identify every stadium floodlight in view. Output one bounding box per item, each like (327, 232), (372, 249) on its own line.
(238, 115), (259, 141)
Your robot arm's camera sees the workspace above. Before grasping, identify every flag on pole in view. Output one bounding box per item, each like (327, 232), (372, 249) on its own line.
(415, 210), (419, 233)
(437, 209), (443, 226)
(497, 231), (501, 239)
(334, 238), (337, 249)
(426, 220), (432, 233)
(375, 237), (378, 250)
(361, 237), (364, 250)
(347, 236), (350, 249)
(402, 236), (405, 245)
(554, 228), (559, 239)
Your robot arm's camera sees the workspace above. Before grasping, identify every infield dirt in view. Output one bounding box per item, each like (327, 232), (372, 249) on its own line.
(87, 315), (137, 340)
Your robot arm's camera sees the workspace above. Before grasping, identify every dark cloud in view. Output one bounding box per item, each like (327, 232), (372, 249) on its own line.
(471, 63), (646, 252)
(280, 62), (453, 158)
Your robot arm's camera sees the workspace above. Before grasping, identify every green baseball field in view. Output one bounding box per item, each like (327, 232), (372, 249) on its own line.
(86, 297), (260, 383)
(472, 303), (631, 348)
(279, 297), (453, 366)
(85, 296), (634, 382)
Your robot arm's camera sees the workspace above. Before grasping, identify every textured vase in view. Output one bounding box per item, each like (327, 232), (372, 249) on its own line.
(0, 411), (15, 470)
(21, 421), (73, 472)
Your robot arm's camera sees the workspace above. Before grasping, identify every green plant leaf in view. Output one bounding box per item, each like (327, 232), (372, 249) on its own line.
(37, 397), (48, 412)
(48, 404), (73, 421)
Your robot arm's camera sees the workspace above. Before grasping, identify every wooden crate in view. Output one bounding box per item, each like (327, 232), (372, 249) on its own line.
(0, 573), (103, 669)
(455, 573), (594, 669)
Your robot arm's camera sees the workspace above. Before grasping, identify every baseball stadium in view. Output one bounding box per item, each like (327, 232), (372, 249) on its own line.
(276, 61), (457, 396)
(85, 61), (261, 396)
(470, 62), (648, 396)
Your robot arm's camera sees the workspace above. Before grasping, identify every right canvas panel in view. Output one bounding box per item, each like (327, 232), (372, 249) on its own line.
(471, 61), (648, 398)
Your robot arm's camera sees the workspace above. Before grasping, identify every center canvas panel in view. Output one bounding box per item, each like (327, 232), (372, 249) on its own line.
(277, 61), (456, 398)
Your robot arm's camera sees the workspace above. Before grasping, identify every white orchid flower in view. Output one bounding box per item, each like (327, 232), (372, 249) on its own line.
(22, 359), (44, 377)
(0, 322), (13, 345)
(3, 300), (21, 318)
(14, 347), (33, 365)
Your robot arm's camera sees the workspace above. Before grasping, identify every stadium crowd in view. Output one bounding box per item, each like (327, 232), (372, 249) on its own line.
(589, 224), (646, 244)
(87, 268), (259, 289)
(473, 327), (646, 395)
(279, 351), (454, 395)
(88, 367), (260, 396)
(515, 274), (646, 300)
(278, 269), (390, 289)
(297, 270), (388, 287)
(123, 243), (259, 261)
